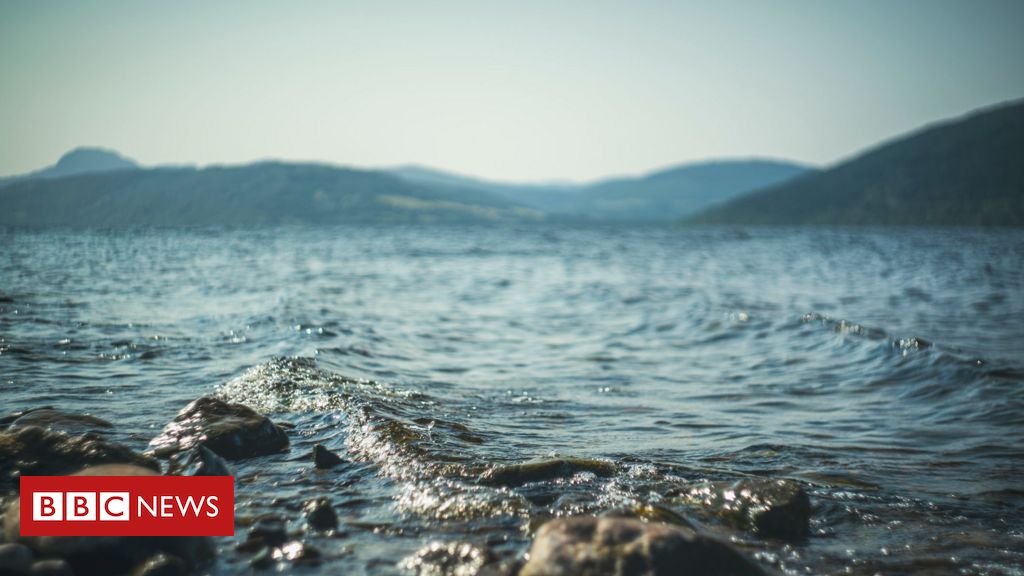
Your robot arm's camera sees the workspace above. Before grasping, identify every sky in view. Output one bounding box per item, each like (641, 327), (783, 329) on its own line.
(1, 0), (1022, 182)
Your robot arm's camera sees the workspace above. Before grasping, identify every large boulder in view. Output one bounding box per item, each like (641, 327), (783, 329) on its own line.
(148, 397), (289, 460)
(0, 426), (159, 493)
(520, 517), (767, 576)
(3, 465), (214, 574)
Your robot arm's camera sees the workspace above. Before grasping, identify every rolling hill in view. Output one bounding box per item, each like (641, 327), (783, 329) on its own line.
(687, 100), (1024, 226)
(0, 147), (139, 188)
(0, 162), (541, 226)
(392, 159), (810, 222)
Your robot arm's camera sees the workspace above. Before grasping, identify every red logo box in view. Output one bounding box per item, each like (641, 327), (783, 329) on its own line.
(20, 476), (234, 536)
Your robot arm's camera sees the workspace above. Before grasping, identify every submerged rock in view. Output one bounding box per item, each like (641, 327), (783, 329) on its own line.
(3, 464), (214, 574)
(312, 444), (343, 469)
(478, 458), (616, 487)
(3, 408), (113, 436)
(304, 497), (338, 531)
(131, 553), (186, 576)
(246, 517), (289, 549)
(600, 503), (696, 530)
(148, 397), (289, 460)
(167, 445), (233, 477)
(400, 541), (490, 576)
(520, 517), (767, 576)
(26, 560), (73, 576)
(276, 541), (321, 566)
(0, 542), (34, 574)
(0, 426), (159, 493)
(676, 478), (811, 540)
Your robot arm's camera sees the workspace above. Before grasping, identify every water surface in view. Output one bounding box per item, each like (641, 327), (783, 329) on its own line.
(2, 225), (1022, 574)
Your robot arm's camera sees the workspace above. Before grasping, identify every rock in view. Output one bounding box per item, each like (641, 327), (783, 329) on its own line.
(148, 397), (289, 460)
(6, 409), (113, 436)
(71, 463), (160, 477)
(303, 497), (338, 531)
(167, 446), (233, 476)
(520, 517), (767, 576)
(27, 560), (73, 576)
(250, 547), (274, 569)
(400, 541), (490, 576)
(131, 553), (186, 576)
(478, 458), (616, 487)
(0, 542), (34, 574)
(600, 504), (696, 530)
(277, 541), (321, 566)
(247, 517), (288, 548)
(312, 444), (343, 469)
(3, 465), (214, 574)
(0, 427), (159, 493)
(677, 479), (811, 540)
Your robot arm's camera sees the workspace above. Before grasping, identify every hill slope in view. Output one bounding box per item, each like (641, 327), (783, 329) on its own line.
(687, 100), (1024, 226)
(0, 147), (139, 188)
(393, 160), (809, 222)
(0, 162), (541, 226)
(389, 165), (584, 214)
(568, 160), (808, 221)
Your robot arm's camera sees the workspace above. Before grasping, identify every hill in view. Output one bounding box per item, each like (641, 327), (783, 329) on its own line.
(0, 162), (542, 227)
(392, 160), (809, 222)
(389, 165), (584, 214)
(566, 160), (808, 221)
(0, 147), (139, 187)
(687, 100), (1024, 226)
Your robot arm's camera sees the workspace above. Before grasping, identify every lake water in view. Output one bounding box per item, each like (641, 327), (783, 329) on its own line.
(2, 225), (1023, 574)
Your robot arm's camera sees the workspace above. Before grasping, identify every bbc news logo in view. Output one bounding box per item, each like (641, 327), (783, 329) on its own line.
(21, 476), (233, 536)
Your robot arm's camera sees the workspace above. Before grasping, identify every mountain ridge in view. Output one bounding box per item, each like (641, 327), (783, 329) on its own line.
(685, 99), (1024, 226)
(0, 161), (542, 226)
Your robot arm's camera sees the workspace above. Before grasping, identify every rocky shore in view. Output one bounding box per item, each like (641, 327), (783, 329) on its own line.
(0, 400), (812, 575)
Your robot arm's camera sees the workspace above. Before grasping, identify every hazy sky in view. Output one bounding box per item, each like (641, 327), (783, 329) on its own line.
(1, 0), (1022, 181)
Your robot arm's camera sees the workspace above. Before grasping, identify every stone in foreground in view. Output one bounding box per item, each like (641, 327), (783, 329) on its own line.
(3, 465), (214, 575)
(3, 408), (113, 435)
(520, 517), (767, 576)
(148, 397), (289, 460)
(0, 426), (159, 493)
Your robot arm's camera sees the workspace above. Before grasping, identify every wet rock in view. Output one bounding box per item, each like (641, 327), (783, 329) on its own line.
(400, 541), (490, 576)
(131, 553), (186, 576)
(3, 465), (214, 574)
(600, 504), (696, 530)
(5, 409), (113, 436)
(277, 541), (321, 566)
(677, 479), (811, 540)
(478, 458), (616, 487)
(167, 445), (233, 477)
(312, 444), (343, 469)
(0, 542), (34, 574)
(520, 517), (767, 576)
(247, 517), (288, 548)
(0, 427), (159, 493)
(27, 560), (73, 576)
(304, 497), (338, 531)
(148, 397), (289, 460)
(250, 547), (274, 570)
